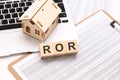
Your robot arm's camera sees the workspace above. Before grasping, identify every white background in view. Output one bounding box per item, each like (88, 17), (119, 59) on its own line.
(0, 0), (120, 80)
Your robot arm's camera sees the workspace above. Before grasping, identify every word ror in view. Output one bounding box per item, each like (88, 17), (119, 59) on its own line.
(40, 40), (78, 58)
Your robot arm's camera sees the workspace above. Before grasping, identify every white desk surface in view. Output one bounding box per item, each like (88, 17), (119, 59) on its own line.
(0, 0), (120, 80)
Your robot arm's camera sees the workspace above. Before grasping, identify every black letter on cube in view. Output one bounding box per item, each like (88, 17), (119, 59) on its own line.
(43, 45), (51, 54)
(68, 42), (76, 50)
(55, 43), (63, 52)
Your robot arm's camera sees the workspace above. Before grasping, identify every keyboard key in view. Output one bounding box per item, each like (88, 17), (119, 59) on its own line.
(0, 15), (3, 19)
(5, 4), (11, 8)
(0, 10), (1, 14)
(16, 18), (21, 23)
(16, 8), (22, 12)
(59, 13), (67, 17)
(53, 0), (62, 3)
(19, 12), (24, 17)
(23, 7), (29, 11)
(58, 19), (61, 23)
(0, 2), (5, 4)
(1, 20), (8, 24)
(26, 2), (32, 6)
(12, 3), (18, 7)
(28, 0), (33, 1)
(58, 3), (65, 12)
(2, 9), (8, 14)
(0, 5), (4, 9)
(21, 0), (27, 2)
(9, 8), (15, 13)
(62, 20), (68, 23)
(14, 1), (19, 3)
(19, 2), (25, 7)
(12, 13), (18, 18)
(9, 19), (15, 23)
(6, 1), (12, 4)
(4, 14), (11, 19)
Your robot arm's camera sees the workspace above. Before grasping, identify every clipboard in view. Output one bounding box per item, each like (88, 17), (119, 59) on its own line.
(8, 54), (30, 80)
(8, 10), (120, 80)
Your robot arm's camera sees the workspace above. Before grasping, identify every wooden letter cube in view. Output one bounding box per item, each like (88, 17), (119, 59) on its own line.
(40, 40), (78, 58)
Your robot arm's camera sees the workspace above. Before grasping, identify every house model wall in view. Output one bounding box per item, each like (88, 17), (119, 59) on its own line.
(19, 0), (61, 41)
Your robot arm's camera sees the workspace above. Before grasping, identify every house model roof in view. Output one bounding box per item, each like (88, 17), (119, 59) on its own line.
(19, 0), (61, 32)
(19, 0), (47, 20)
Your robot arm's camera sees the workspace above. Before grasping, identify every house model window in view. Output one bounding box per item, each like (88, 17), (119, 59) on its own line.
(19, 0), (61, 41)
(26, 26), (31, 33)
(35, 29), (40, 35)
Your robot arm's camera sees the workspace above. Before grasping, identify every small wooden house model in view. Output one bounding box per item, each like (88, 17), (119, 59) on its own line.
(19, 0), (61, 41)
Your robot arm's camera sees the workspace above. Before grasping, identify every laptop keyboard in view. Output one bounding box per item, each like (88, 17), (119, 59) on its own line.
(53, 0), (68, 23)
(0, 0), (68, 30)
(0, 0), (33, 30)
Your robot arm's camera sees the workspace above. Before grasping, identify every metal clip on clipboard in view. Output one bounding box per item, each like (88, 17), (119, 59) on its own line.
(110, 20), (120, 33)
